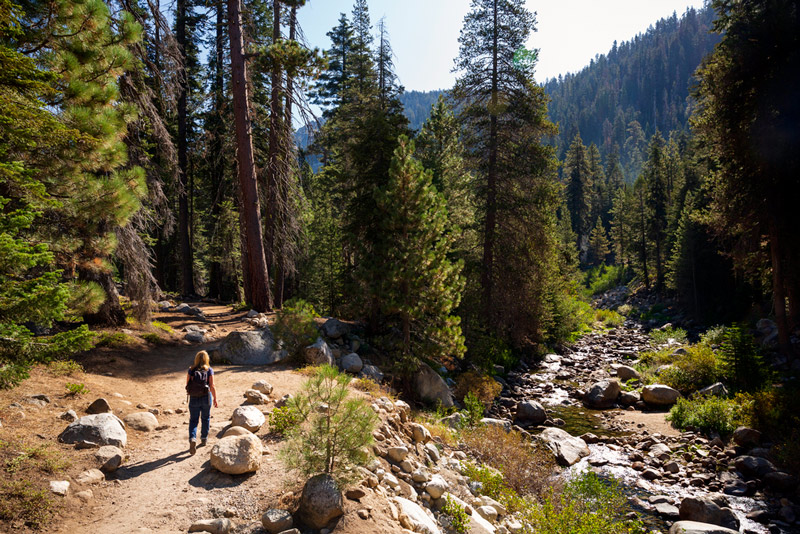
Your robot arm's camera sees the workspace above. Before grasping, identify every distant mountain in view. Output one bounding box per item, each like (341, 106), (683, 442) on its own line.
(543, 7), (720, 177)
(399, 90), (446, 131)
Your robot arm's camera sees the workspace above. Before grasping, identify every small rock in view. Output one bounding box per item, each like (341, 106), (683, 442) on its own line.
(304, 337), (334, 366)
(425, 474), (448, 499)
(252, 380), (273, 395)
(76, 469), (105, 485)
(345, 488), (367, 501)
(86, 398), (112, 414)
(732, 426), (761, 447)
(297, 474), (344, 529)
(408, 423), (431, 443)
(243, 389), (270, 405)
(95, 445), (124, 472)
(60, 410), (78, 422)
(679, 497), (740, 531)
(50, 480), (69, 496)
(223, 426), (253, 438)
(261, 509), (293, 534)
(188, 518), (232, 534)
(641, 385), (681, 406)
(615, 365), (640, 381)
(388, 446), (409, 463)
(74, 489), (93, 502)
(123, 412), (159, 432)
(515, 400), (547, 424)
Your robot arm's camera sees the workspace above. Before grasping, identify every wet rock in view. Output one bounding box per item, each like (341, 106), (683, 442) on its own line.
(641, 384), (681, 406)
(538, 427), (589, 466)
(297, 474), (344, 529)
(210, 434), (262, 474)
(216, 328), (287, 365)
(732, 426), (761, 447)
(304, 337), (335, 366)
(413, 362), (454, 408)
(642, 468), (661, 480)
(59, 413), (127, 448)
(86, 398), (112, 414)
(514, 400), (547, 424)
(582, 380), (621, 409)
(261, 509), (293, 534)
(668, 521), (738, 534)
(735, 455), (776, 478)
(763, 471), (798, 492)
(678, 497), (739, 531)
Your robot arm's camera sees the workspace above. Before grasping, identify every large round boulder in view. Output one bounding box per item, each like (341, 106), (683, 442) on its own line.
(341, 353), (363, 373)
(304, 337), (334, 366)
(123, 412), (158, 432)
(678, 497), (739, 531)
(216, 328), (287, 365)
(297, 473), (344, 529)
(642, 384), (681, 406)
(59, 413), (127, 448)
(413, 362), (454, 408)
(210, 434), (262, 474)
(582, 380), (622, 409)
(615, 365), (640, 381)
(514, 400), (547, 424)
(538, 427), (590, 466)
(230, 406), (265, 432)
(321, 318), (349, 339)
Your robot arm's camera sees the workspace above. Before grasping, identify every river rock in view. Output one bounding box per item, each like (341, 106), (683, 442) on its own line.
(732, 426), (761, 447)
(641, 384), (681, 406)
(341, 353), (363, 373)
(678, 497), (739, 531)
(413, 362), (454, 408)
(582, 380), (621, 409)
(321, 318), (349, 339)
(216, 328), (287, 365)
(615, 365), (640, 381)
(188, 518), (232, 534)
(425, 474), (448, 499)
(514, 400), (547, 424)
(297, 474), (344, 529)
(304, 337), (334, 366)
(394, 497), (441, 534)
(231, 406), (265, 432)
(59, 413), (127, 448)
(123, 412), (158, 431)
(95, 445), (124, 472)
(86, 398), (112, 414)
(763, 471), (799, 492)
(252, 380), (273, 395)
(210, 434), (262, 474)
(734, 455), (776, 478)
(618, 391), (640, 405)
(668, 521), (738, 534)
(261, 509), (293, 534)
(538, 427), (590, 466)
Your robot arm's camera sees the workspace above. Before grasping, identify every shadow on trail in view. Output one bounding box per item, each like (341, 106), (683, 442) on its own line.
(112, 450), (191, 480)
(187, 460), (257, 489)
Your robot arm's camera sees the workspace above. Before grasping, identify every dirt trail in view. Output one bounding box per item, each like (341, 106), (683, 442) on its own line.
(0, 304), (347, 534)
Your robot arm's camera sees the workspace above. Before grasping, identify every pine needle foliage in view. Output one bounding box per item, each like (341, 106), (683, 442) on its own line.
(279, 365), (378, 482)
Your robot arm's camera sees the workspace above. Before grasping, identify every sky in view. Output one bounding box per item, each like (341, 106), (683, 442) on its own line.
(297, 0), (709, 91)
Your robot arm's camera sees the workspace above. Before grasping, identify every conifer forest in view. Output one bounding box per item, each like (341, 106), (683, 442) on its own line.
(1, 0), (800, 532)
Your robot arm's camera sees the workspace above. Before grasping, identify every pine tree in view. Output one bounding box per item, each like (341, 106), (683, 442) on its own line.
(644, 133), (668, 293)
(564, 134), (593, 260)
(588, 216), (610, 266)
(453, 0), (561, 348)
(375, 136), (465, 364)
(313, 13), (354, 112)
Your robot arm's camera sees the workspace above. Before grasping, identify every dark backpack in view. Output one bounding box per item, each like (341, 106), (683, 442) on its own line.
(186, 367), (210, 397)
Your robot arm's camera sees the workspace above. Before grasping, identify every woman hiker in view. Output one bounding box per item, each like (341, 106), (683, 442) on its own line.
(186, 350), (218, 454)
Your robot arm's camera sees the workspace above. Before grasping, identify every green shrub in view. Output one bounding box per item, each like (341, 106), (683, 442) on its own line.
(46, 359), (83, 377)
(719, 324), (767, 392)
(272, 299), (318, 358)
(700, 325), (727, 347)
(650, 326), (687, 345)
(463, 392), (484, 427)
(454, 370), (502, 407)
(521, 471), (645, 534)
(268, 405), (301, 436)
(657, 344), (720, 393)
(616, 304), (633, 316)
(462, 462), (522, 511)
(279, 365), (379, 482)
(594, 309), (624, 328)
(0, 480), (53, 528)
(441, 495), (470, 534)
(65, 382), (88, 396)
(667, 396), (743, 436)
(584, 264), (630, 296)
(465, 328), (517, 373)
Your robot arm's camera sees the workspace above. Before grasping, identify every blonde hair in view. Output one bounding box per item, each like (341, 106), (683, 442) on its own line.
(193, 350), (210, 371)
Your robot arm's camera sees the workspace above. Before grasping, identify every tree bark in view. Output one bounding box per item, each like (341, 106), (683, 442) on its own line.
(769, 221), (791, 354)
(481, 0), (498, 321)
(208, 0), (225, 300)
(80, 266), (127, 326)
(228, 0), (271, 311)
(177, 0), (195, 297)
(266, 0), (282, 306)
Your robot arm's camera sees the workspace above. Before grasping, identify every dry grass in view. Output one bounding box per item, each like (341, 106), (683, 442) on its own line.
(461, 424), (555, 499)
(453, 370), (502, 405)
(350, 378), (396, 399)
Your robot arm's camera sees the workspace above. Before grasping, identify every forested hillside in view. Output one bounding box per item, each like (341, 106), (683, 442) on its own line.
(544, 6), (719, 180)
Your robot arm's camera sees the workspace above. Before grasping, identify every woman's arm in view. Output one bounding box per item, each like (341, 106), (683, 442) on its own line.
(208, 374), (219, 408)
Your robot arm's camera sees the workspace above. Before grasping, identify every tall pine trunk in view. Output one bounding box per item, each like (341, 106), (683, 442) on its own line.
(266, 0), (282, 306)
(177, 0), (195, 297)
(228, 0), (271, 311)
(769, 221), (791, 354)
(481, 0), (498, 320)
(208, 0), (226, 300)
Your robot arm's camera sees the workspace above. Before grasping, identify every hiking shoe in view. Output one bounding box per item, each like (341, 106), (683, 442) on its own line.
(200, 438), (207, 447)
(189, 439), (197, 455)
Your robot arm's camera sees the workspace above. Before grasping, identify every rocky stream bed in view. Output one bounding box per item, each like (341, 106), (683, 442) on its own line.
(486, 321), (798, 534)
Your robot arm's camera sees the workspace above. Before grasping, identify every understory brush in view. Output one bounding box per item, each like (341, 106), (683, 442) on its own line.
(666, 395), (743, 436)
(649, 325), (687, 345)
(272, 299), (318, 360)
(583, 264), (631, 296)
(520, 471), (646, 534)
(453, 370), (502, 408)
